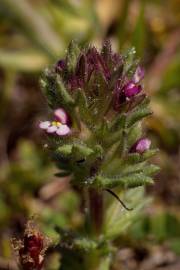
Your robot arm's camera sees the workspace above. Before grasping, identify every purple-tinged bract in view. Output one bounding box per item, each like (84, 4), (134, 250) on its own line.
(54, 41), (145, 114)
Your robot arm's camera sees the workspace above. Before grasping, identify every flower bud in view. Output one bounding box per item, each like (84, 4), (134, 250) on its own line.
(130, 138), (151, 154)
(55, 59), (66, 73)
(124, 82), (142, 98)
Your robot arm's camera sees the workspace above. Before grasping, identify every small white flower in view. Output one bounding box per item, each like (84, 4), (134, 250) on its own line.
(39, 121), (50, 129)
(39, 108), (71, 136)
(56, 125), (70, 136)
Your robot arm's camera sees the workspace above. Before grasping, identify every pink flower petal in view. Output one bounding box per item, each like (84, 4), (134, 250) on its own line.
(54, 108), (68, 124)
(47, 125), (58, 133)
(39, 121), (50, 130)
(56, 125), (70, 136)
(124, 82), (142, 97)
(130, 138), (151, 154)
(133, 66), (144, 84)
(136, 138), (151, 153)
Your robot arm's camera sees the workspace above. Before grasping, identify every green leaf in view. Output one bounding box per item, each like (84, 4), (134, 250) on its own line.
(56, 143), (94, 161)
(127, 126), (142, 151)
(105, 130), (123, 147)
(93, 145), (103, 158)
(127, 107), (152, 128)
(126, 153), (141, 164)
(126, 149), (159, 164)
(120, 162), (146, 176)
(75, 90), (92, 123)
(57, 144), (73, 156)
(110, 113), (126, 132)
(40, 69), (57, 108)
(72, 144), (94, 159)
(143, 164), (160, 176)
(142, 149), (159, 159)
(104, 187), (150, 239)
(42, 69), (74, 109)
(93, 173), (153, 189)
(56, 75), (74, 106)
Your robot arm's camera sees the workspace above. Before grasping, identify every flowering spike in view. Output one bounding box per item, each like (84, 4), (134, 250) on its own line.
(39, 41), (159, 268)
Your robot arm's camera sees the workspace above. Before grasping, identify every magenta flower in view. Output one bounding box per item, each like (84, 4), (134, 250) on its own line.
(39, 108), (71, 136)
(113, 64), (144, 110)
(123, 66), (144, 98)
(130, 138), (151, 154)
(124, 81), (142, 98)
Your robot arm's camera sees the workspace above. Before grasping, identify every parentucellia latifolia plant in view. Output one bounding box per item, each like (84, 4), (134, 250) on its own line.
(14, 41), (159, 270)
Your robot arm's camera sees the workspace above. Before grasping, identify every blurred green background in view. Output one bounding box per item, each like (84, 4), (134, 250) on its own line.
(0, 0), (179, 269)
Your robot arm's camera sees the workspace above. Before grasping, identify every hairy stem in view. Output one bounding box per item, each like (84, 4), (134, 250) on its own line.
(88, 188), (104, 235)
